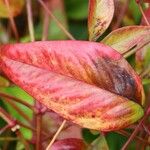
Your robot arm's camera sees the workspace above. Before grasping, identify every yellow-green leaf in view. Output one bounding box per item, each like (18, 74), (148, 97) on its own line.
(102, 26), (150, 54)
(88, 0), (114, 41)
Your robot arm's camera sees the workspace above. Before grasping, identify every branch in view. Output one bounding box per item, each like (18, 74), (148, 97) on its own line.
(36, 113), (42, 150)
(121, 111), (148, 150)
(42, 1), (50, 41)
(38, 0), (75, 40)
(1, 98), (32, 123)
(137, 2), (150, 26)
(4, 0), (19, 41)
(46, 120), (66, 150)
(26, 0), (35, 41)
(0, 92), (35, 111)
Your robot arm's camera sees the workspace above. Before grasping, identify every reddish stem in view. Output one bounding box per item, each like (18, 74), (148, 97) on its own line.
(42, 1), (50, 41)
(0, 107), (15, 126)
(137, 3), (150, 26)
(38, 0), (75, 40)
(1, 98), (32, 123)
(0, 125), (10, 135)
(0, 92), (35, 111)
(46, 120), (66, 150)
(4, 0), (19, 42)
(36, 113), (42, 150)
(26, 0), (35, 42)
(121, 113), (148, 150)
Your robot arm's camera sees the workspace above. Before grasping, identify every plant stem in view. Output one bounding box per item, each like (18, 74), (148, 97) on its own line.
(140, 66), (150, 78)
(36, 113), (42, 150)
(4, 0), (19, 42)
(142, 124), (150, 136)
(0, 107), (14, 126)
(0, 137), (18, 141)
(46, 120), (66, 150)
(38, 0), (75, 40)
(42, 1), (50, 41)
(0, 125), (10, 135)
(0, 92), (35, 111)
(116, 130), (150, 145)
(137, 3), (150, 26)
(42, 123), (71, 142)
(121, 114), (148, 150)
(16, 130), (30, 150)
(2, 98), (32, 123)
(17, 120), (48, 136)
(26, 0), (35, 42)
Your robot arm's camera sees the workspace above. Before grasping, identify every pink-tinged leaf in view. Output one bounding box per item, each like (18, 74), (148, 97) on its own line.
(0, 0), (24, 18)
(88, 0), (114, 41)
(0, 41), (144, 131)
(50, 138), (86, 150)
(102, 26), (150, 54)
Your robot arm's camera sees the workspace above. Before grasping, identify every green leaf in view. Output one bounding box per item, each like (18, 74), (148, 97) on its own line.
(82, 129), (99, 144)
(0, 86), (33, 140)
(64, 0), (88, 20)
(90, 135), (109, 150)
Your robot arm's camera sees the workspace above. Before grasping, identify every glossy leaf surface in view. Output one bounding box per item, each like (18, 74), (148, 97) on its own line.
(0, 41), (144, 131)
(103, 26), (150, 54)
(50, 138), (86, 150)
(88, 0), (114, 41)
(0, 0), (24, 18)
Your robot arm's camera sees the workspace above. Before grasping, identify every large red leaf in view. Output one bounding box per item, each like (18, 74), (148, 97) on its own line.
(0, 41), (144, 131)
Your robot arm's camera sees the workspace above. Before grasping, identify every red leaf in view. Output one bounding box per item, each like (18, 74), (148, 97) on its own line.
(0, 41), (144, 131)
(50, 138), (86, 150)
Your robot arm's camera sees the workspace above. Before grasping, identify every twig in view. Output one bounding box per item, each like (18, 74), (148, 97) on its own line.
(36, 113), (42, 150)
(142, 124), (150, 136)
(42, 1), (50, 41)
(0, 107), (14, 126)
(137, 3), (150, 26)
(16, 130), (30, 150)
(116, 130), (150, 145)
(4, 0), (19, 41)
(0, 92), (35, 111)
(0, 137), (18, 141)
(46, 120), (66, 150)
(17, 120), (48, 136)
(0, 125), (10, 135)
(139, 66), (150, 78)
(42, 123), (72, 142)
(38, 0), (75, 40)
(121, 115), (148, 150)
(26, 0), (35, 42)
(1, 98), (32, 123)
